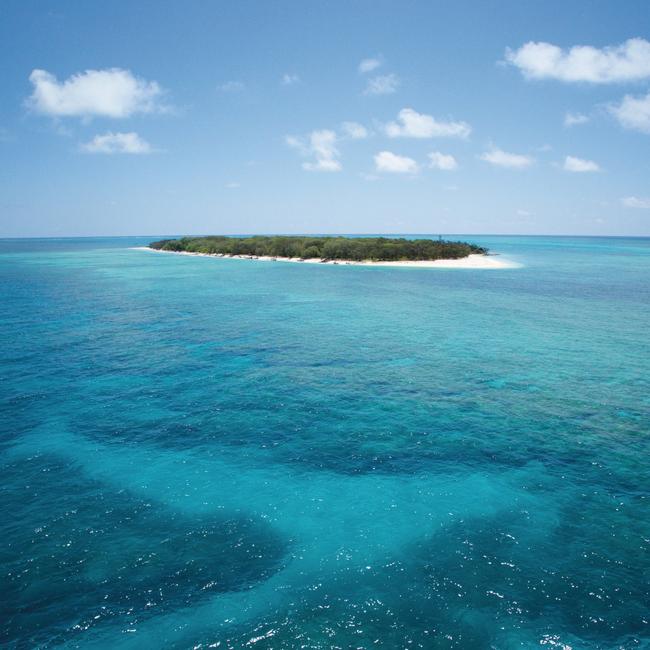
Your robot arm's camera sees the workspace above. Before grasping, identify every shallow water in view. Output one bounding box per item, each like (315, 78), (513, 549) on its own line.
(1, 235), (649, 648)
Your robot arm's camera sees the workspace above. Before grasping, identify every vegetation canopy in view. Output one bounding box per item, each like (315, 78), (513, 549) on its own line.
(149, 236), (488, 262)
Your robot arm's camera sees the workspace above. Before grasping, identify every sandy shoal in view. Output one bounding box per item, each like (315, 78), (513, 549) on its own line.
(133, 248), (521, 269)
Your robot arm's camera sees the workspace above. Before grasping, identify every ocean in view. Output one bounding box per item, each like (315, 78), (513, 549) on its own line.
(1, 235), (649, 649)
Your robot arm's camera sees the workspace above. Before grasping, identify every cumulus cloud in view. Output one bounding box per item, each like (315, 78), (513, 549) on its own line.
(564, 112), (589, 127)
(287, 129), (341, 172)
(505, 38), (650, 83)
(359, 57), (382, 73)
(621, 196), (650, 209)
(428, 151), (458, 170)
(609, 91), (650, 133)
(480, 148), (534, 169)
(28, 68), (164, 118)
(341, 121), (368, 139)
(563, 155), (600, 172)
(80, 131), (152, 154)
(374, 151), (419, 174)
(385, 108), (471, 139)
(282, 73), (300, 85)
(364, 73), (399, 95)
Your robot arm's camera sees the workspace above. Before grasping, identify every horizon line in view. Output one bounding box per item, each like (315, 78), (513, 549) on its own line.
(2, 233), (650, 240)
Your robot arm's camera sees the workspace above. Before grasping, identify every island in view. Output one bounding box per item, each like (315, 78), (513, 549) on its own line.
(146, 236), (516, 269)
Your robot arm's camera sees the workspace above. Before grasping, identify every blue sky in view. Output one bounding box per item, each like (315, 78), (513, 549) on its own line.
(1, 0), (650, 237)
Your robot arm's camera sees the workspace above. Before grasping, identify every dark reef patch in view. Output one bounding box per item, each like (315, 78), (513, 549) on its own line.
(0, 455), (287, 648)
(186, 507), (650, 649)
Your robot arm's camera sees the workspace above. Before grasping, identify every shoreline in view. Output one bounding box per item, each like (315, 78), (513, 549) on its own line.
(134, 247), (521, 269)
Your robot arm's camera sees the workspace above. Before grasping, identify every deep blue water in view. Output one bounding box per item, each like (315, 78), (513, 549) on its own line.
(1, 235), (649, 649)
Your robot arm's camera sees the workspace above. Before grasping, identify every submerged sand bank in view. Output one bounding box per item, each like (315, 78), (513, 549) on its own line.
(134, 247), (521, 269)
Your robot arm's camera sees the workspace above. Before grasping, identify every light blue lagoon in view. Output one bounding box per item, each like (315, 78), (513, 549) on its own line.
(1, 236), (649, 648)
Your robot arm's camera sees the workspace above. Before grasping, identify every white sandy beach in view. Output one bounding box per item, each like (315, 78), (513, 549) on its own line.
(134, 247), (520, 269)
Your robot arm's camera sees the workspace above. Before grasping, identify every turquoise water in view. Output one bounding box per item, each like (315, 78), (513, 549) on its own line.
(1, 236), (649, 649)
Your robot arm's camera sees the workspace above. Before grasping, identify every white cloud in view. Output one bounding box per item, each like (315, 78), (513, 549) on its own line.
(80, 131), (152, 154)
(360, 172), (379, 181)
(563, 155), (600, 172)
(287, 129), (341, 172)
(374, 150), (419, 174)
(517, 209), (531, 217)
(609, 91), (650, 133)
(364, 73), (399, 95)
(621, 196), (650, 209)
(341, 121), (368, 139)
(225, 182), (241, 189)
(285, 135), (305, 152)
(28, 68), (164, 118)
(479, 148), (534, 169)
(359, 57), (382, 73)
(282, 73), (300, 85)
(564, 112), (589, 127)
(428, 151), (458, 170)
(304, 130), (341, 171)
(305, 158), (341, 172)
(218, 81), (245, 92)
(385, 108), (471, 139)
(505, 38), (650, 83)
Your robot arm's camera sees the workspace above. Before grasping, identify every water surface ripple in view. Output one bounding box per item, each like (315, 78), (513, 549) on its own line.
(1, 236), (649, 648)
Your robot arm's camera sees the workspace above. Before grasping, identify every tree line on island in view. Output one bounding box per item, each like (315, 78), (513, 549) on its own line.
(149, 235), (488, 262)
